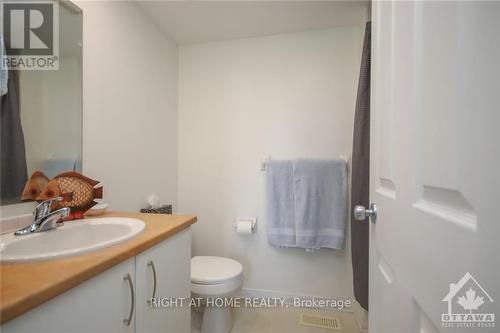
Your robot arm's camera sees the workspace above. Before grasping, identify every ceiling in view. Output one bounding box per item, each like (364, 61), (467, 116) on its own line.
(135, 1), (370, 45)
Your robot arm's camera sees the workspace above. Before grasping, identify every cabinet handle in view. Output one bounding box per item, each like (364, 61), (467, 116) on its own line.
(147, 261), (157, 305)
(123, 273), (135, 326)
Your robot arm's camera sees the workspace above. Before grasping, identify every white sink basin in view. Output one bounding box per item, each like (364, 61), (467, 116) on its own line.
(0, 217), (145, 263)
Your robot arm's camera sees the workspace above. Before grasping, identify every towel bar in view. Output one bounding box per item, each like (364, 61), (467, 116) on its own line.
(260, 156), (350, 172)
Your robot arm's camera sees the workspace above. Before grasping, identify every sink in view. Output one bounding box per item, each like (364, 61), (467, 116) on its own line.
(0, 217), (145, 263)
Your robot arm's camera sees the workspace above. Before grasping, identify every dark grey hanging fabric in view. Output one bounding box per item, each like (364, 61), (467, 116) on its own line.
(1, 70), (28, 204)
(351, 21), (371, 311)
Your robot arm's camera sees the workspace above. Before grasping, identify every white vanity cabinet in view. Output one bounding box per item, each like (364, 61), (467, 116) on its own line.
(2, 228), (191, 333)
(2, 258), (136, 333)
(135, 229), (191, 333)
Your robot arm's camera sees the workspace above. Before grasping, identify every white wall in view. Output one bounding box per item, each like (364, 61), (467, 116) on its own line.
(77, 1), (178, 212)
(178, 27), (363, 297)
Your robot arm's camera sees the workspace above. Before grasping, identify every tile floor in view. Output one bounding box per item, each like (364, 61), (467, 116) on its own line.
(192, 306), (361, 333)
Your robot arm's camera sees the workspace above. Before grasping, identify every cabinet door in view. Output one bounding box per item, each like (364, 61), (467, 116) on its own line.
(135, 228), (191, 333)
(2, 258), (136, 333)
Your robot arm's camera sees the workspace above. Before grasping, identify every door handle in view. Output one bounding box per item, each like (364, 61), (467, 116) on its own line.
(146, 260), (157, 306)
(354, 203), (377, 224)
(123, 273), (135, 326)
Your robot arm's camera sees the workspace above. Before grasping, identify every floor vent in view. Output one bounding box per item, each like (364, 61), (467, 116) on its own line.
(299, 313), (343, 330)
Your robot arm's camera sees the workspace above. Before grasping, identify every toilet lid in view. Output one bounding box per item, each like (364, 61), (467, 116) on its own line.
(191, 256), (243, 284)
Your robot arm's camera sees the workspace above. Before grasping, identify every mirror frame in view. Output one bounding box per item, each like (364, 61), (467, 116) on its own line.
(0, 0), (83, 218)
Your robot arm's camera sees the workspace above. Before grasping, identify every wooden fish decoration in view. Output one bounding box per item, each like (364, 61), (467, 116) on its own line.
(36, 171), (103, 220)
(21, 171), (50, 201)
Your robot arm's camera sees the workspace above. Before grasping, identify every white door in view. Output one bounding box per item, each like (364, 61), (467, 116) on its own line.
(135, 228), (191, 333)
(369, 1), (500, 332)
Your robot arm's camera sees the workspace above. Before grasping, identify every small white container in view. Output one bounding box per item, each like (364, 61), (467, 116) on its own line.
(85, 203), (109, 216)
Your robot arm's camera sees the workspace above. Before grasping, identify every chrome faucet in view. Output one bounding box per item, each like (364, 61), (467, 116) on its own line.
(14, 197), (70, 236)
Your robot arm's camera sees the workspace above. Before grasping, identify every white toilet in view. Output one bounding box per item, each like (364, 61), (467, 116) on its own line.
(191, 256), (243, 333)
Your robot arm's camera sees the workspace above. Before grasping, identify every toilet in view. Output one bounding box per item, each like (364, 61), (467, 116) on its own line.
(191, 256), (243, 333)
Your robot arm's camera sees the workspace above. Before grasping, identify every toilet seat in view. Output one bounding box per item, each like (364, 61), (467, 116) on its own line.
(191, 256), (243, 285)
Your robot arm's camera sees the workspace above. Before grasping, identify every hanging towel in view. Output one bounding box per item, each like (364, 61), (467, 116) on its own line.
(266, 158), (347, 249)
(43, 158), (78, 178)
(293, 159), (347, 249)
(266, 159), (296, 247)
(0, 35), (8, 96)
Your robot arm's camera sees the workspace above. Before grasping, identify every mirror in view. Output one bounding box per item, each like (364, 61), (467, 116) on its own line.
(0, 1), (82, 206)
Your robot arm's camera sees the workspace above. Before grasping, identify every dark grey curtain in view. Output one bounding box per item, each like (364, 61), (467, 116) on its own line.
(1, 70), (28, 204)
(351, 22), (371, 311)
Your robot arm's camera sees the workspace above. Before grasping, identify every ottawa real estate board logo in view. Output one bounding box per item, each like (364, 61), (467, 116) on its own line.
(1, 0), (59, 70)
(442, 272), (495, 329)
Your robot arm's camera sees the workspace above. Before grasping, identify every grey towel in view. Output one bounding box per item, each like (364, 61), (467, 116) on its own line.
(294, 159), (347, 249)
(266, 160), (296, 247)
(266, 159), (347, 249)
(43, 158), (78, 178)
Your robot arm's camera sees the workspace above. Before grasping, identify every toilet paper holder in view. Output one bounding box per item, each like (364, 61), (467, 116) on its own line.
(235, 217), (257, 233)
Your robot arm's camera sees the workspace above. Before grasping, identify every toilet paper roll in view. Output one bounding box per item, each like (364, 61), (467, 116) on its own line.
(236, 221), (254, 234)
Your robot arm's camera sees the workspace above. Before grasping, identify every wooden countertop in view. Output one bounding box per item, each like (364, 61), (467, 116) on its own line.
(0, 212), (197, 324)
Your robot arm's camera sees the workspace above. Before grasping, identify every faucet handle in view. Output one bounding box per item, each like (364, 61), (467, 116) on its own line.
(34, 197), (63, 220)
